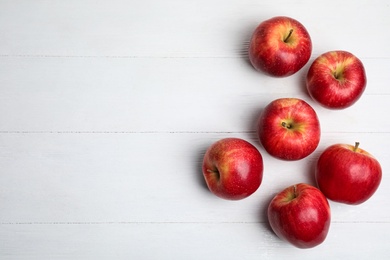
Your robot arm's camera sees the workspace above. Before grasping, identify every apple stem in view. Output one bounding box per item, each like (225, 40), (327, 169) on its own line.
(353, 142), (360, 152)
(284, 29), (294, 43)
(293, 185), (297, 199)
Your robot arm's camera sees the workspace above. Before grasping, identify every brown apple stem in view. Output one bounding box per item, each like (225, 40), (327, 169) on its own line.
(289, 185), (298, 201)
(353, 142), (360, 152)
(293, 185), (297, 198)
(284, 29), (294, 43)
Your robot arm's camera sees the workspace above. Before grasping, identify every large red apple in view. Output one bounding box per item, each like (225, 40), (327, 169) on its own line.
(202, 138), (263, 200)
(248, 16), (312, 77)
(315, 142), (382, 205)
(268, 183), (331, 249)
(257, 98), (320, 160)
(306, 50), (367, 109)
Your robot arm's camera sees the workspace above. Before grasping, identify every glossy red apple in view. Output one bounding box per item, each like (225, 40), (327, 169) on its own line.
(249, 16), (312, 77)
(315, 142), (382, 205)
(268, 183), (331, 249)
(306, 50), (366, 109)
(202, 138), (263, 200)
(257, 98), (320, 160)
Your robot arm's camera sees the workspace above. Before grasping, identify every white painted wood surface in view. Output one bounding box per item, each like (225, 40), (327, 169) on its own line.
(0, 0), (389, 259)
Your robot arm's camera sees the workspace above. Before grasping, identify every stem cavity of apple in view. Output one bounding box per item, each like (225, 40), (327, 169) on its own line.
(282, 121), (293, 129)
(284, 29), (294, 43)
(207, 168), (220, 180)
(333, 65), (346, 82)
(333, 69), (344, 81)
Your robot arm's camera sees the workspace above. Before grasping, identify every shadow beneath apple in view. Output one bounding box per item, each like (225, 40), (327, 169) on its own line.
(257, 192), (277, 235)
(237, 20), (255, 71)
(194, 145), (210, 192)
(299, 59), (313, 98)
(240, 39), (253, 69)
(246, 105), (264, 146)
(304, 152), (320, 187)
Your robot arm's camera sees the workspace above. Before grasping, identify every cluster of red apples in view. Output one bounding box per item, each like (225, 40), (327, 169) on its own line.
(202, 16), (382, 249)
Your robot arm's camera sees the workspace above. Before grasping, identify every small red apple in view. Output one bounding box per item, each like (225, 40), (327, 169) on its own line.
(315, 142), (382, 205)
(306, 50), (367, 109)
(268, 183), (331, 249)
(257, 98), (320, 160)
(202, 138), (263, 200)
(249, 16), (312, 77)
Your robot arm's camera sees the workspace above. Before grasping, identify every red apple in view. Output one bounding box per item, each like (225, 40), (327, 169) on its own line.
(268, 183), (331, 249)
(249, 16), (312, 77)
(202, 138), (263, 200)
(315, 142), (382, 205)
(257, 98), (320, 160)
(306, 50), (367, 109)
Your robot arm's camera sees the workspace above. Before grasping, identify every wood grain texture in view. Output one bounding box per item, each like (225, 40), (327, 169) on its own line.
(0, 57), (389, 133)
(1, 223), (389, 259)
(0, 0), (389, 259)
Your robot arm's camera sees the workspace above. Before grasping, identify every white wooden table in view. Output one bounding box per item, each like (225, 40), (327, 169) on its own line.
(1, 0), (389, 259)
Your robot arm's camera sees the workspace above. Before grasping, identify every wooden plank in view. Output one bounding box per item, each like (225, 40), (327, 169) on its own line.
(0, 0), (389, 259)
(0, 222), (389, 259)
(0, 57), (388, 133)
(0, 0), (389, 58)
(0, 132), (388, 223)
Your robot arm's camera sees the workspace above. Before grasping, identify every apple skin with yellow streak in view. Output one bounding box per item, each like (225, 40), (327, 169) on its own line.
(306, 50), (366, 109)
(257, 98), (320, 160)
(249, 16), (312, 77)
(315, 142), (382, 205)
(202, 138), (263, 200)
